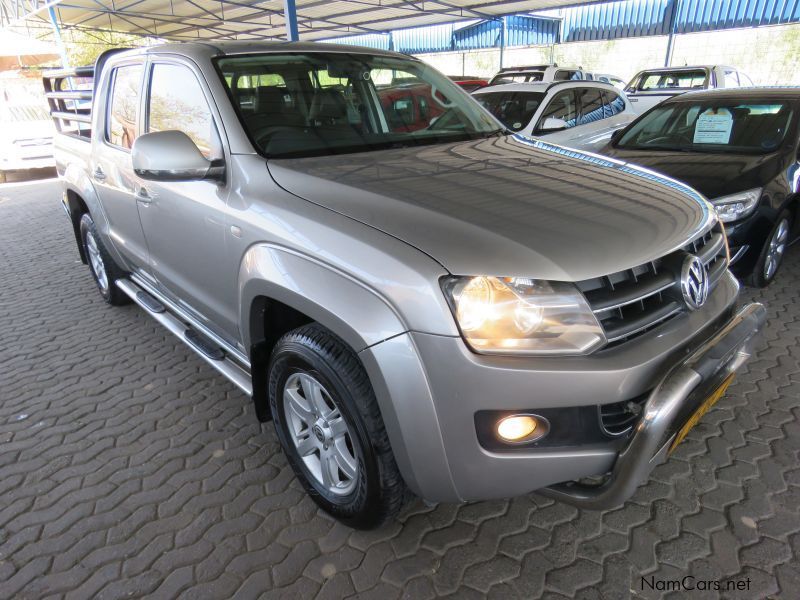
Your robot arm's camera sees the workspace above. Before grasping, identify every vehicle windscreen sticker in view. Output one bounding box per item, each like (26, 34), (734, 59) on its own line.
(693, 108), (733, 144)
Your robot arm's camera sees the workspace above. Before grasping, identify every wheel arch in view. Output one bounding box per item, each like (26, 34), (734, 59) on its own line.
(60, 165), (106, 263)
(240, 243), (408, 422)
(65, 189), (90, 263)
(781, 191), (800, 236)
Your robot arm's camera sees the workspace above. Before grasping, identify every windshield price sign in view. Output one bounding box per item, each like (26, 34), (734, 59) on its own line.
(693, 108), (733, 144)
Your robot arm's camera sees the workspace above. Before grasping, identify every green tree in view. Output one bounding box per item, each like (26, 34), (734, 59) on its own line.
(64, 29), (150, 67)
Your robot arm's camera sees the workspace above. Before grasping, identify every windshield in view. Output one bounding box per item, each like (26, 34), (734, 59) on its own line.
(617, 101), (794, 154)
(630, 69), (707, 92)
(215, 53), (502, 158)
(474, 91), (544, 131)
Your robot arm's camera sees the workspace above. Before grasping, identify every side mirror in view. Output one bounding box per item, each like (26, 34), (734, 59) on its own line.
(539, 117), (568, 132)
(132, 130), (224, 182)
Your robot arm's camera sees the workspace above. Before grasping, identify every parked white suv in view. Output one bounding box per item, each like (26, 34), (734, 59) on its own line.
(473, 80), (637, 152)
(0, 91), (55, 182)
(625, 65), (753, 113)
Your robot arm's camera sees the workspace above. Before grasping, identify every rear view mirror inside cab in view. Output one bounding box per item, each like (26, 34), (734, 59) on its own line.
(325, 61), (369, 80)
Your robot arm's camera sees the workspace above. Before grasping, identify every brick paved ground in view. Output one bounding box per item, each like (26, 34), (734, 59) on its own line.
(1, 179), (798, 599)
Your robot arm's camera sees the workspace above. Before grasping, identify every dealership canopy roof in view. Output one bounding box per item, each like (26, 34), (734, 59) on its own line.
(0, 0), (592, 42)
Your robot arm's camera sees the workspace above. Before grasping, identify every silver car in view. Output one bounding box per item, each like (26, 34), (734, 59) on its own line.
(49, 42), (765, 528)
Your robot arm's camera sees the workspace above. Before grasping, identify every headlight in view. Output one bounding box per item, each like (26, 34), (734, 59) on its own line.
(710, 188), (761, 223)
(442, 276), (606, 356)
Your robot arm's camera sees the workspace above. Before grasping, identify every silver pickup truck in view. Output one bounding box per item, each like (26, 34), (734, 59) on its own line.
(46, 42), (765, 529)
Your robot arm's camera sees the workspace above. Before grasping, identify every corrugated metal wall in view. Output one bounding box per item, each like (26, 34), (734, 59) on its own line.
(452, 15), (559, 50)
(561, 0), (672, 41)
(394, 23), (458, 53)
(326, 15), (558, 54)
(562, 0), (800, 42)
(323, 33), (391, 50)
(325, 0), (800, 53)
(675, 0), (800, 33)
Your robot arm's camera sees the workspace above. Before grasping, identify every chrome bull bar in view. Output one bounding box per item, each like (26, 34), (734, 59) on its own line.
(542, 302), (767, 510)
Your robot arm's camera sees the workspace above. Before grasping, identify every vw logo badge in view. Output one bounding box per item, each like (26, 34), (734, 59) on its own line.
(680, 254), (709, 310)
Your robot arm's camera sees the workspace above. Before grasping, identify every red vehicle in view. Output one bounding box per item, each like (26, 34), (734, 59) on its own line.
(449, 75), (489, 92)
(377, 82), (448, 132)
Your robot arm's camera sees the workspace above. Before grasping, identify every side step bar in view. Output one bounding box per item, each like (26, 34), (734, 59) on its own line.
(116, 279), (253, 396)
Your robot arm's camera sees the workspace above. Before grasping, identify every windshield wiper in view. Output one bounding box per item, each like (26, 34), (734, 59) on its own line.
(623, 145), (694, 153)
(483, 128), (509, 137)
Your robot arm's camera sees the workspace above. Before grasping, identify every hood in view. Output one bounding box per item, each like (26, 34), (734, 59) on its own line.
(602, 147), (785, 200)
(267, 135), (715, 281)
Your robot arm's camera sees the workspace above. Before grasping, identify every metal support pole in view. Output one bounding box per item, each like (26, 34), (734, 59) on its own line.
(664, 0), (681, 67)
(283, 0), (299, 42)
(499, 17), (506, 69)
(48, 5), (69, 68)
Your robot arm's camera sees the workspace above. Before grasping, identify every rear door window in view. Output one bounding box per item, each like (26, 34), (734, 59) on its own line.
(107, 64), (143, 150)
(602, 90), (626, 117)
(578, 88), (605, 125)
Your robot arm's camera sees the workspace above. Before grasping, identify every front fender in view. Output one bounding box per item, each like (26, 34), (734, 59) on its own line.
(239, 244), (446, 495)
(239, 243), (407, 353)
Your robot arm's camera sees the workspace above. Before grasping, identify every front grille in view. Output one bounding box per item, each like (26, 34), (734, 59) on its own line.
(577, 226), (728, 347)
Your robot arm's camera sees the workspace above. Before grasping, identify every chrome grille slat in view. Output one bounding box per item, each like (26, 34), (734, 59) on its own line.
(590, 274), (675, 313)
(697, 233), (725, 266)
(580, 226), (729, 347)
(604, 303), (683, 343)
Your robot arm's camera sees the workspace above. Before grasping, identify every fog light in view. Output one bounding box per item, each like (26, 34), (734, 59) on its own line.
(497, 415), (538, 442)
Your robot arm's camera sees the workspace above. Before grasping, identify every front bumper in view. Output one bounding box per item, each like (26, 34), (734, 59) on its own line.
(542, 302), (765, 509)
(0, 149), (55, 172)
(362, 271), (755, 503)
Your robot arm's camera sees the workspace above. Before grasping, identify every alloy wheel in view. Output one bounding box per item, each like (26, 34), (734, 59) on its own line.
(764, 218), (789, 281)
(85, 230), (109, 292)
(282, 372), (359, 495)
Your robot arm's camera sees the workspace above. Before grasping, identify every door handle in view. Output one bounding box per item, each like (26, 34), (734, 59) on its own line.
(93, 167), (106, 182)
(136, 187), (152, 204)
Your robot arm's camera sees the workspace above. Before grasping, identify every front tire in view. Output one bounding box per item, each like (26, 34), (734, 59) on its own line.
(747, 210), (791, 288)
(268, 324), (406, 529)
(79, 213), (129, 305)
